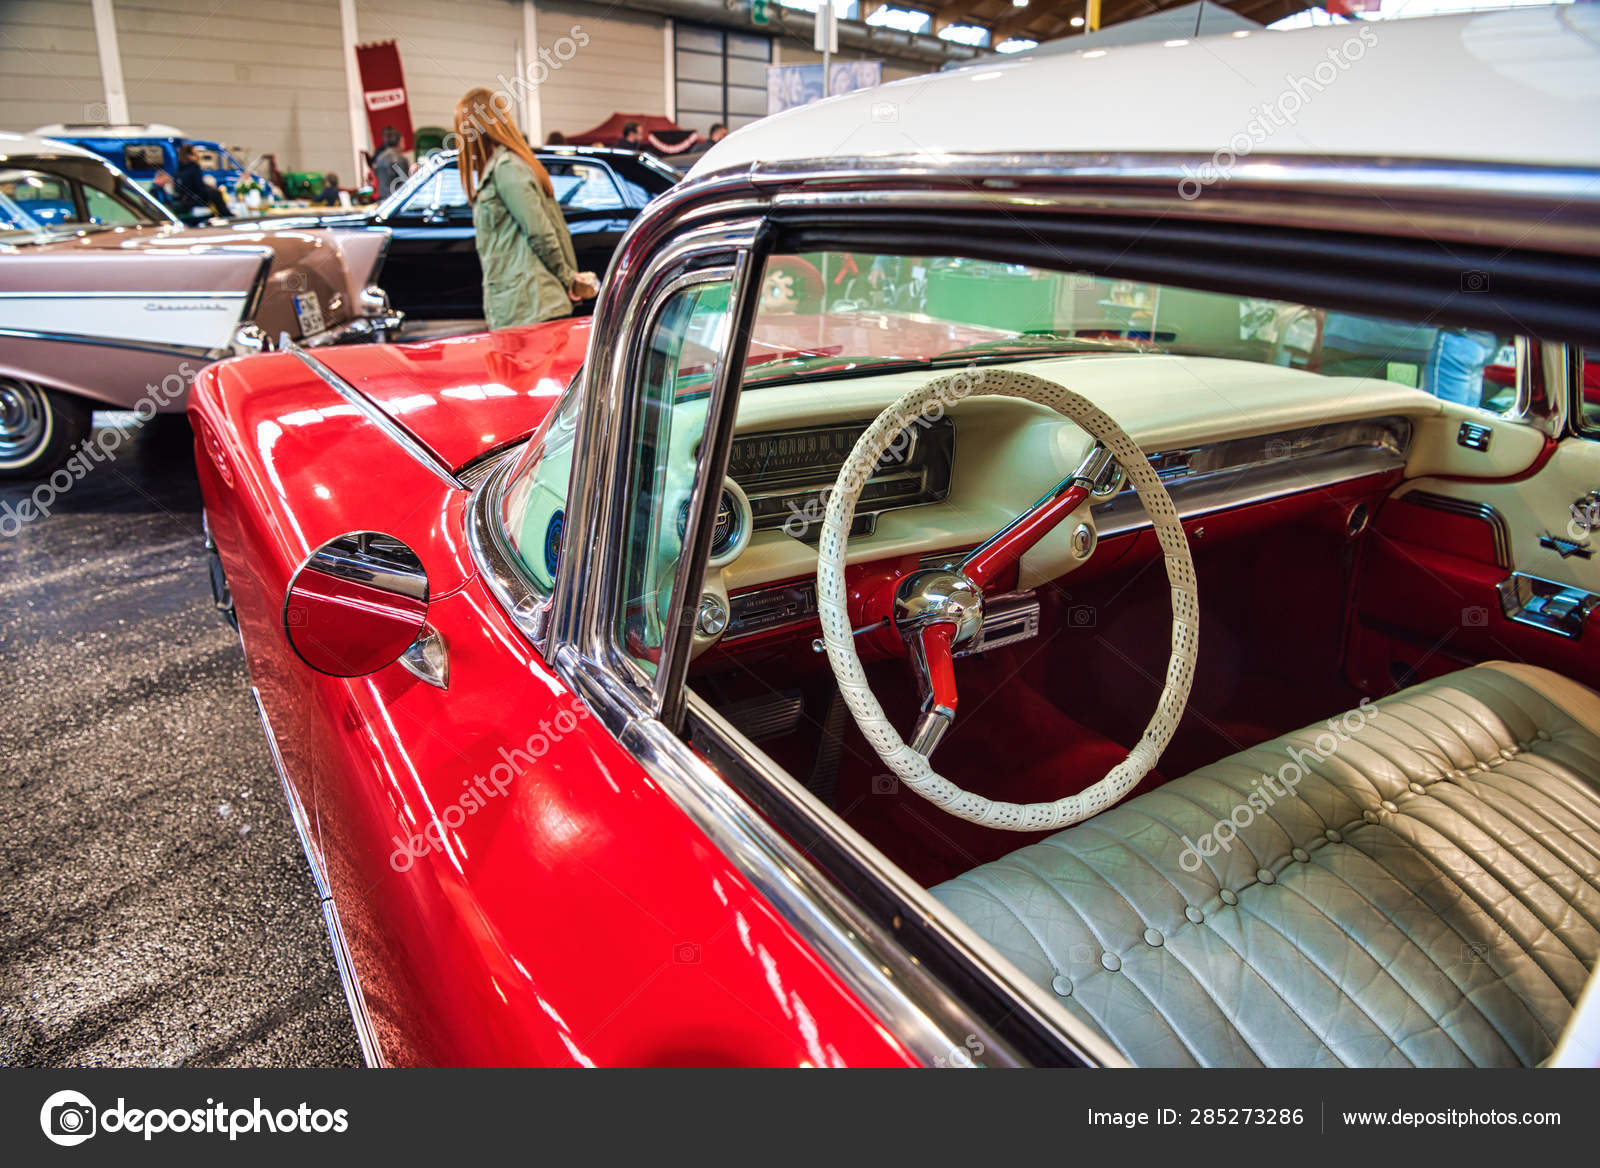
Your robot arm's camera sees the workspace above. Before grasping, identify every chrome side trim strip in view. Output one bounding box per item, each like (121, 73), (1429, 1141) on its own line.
(1400, 490), (1514, 570)
(0, 325), (225, 361)
(251, 687), (386, 1068)
(0, 290), (249, 299)
(289, 346), (462, 490)
(319, 900), (386, 1069)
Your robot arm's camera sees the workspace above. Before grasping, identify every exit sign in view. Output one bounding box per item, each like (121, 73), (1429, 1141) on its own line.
(751, 0), (771, 25)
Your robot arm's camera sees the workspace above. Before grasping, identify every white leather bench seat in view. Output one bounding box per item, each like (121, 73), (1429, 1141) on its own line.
(932, 662), (1600, 1066)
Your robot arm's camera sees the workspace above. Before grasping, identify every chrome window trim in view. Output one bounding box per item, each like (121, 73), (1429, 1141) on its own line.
(547, 215), (765, 673)
(469, 454), (551, 648)
(736, 152), (1600, 257)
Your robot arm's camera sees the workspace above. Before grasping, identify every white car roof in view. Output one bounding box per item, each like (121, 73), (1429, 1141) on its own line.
(0, 131), (104, 163)
(693, 7), (1600, 177)
(31, 123), (186, 138)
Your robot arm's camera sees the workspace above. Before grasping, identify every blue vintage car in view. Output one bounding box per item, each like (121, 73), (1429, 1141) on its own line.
(30, 122), (256, 197)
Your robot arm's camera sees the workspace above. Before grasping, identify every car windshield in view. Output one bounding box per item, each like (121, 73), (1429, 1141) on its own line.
(499, 247), (1524, 600)
(0, 155), (168, 243)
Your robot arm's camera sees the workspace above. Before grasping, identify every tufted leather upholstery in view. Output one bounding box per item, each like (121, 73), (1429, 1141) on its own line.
(931, 663), (1600, 1066)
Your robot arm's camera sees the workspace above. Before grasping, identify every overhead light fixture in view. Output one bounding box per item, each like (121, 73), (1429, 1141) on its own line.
(1012, 0), (1029, 7)
(1070, 15), (1084, 25)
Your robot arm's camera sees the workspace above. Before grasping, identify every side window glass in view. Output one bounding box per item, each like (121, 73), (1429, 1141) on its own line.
(546, 161), (625, 212)
(1320, 313), (1516, 414)
(395, 173), (441, 217)
(83, 185), (139, 225)
(0, 169), (74, 227)
(614, 281), (733, 675)
(433, 166), (471, 217)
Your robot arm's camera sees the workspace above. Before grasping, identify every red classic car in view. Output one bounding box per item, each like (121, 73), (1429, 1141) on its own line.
(193, 10), (1600, 1067)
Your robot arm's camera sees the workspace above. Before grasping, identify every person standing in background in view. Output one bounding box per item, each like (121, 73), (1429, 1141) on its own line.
(708, 123), (728, 143)
(171, 143), (229, 220)
(372, 126), (411, 201)
(615, 121), (643, 151)
(454, 87), (598, 329)
(315, 173), (342, 206)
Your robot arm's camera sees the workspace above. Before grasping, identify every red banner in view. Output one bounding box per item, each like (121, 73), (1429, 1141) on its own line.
(354, 40), (413, 153)
(1324, 0), (1381, 14)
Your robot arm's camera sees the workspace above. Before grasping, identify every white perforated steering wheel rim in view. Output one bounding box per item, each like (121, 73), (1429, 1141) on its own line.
(815, 368), (1198, 831)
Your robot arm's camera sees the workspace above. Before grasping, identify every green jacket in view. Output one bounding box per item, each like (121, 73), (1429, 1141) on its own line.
(473, 148), (579, 329)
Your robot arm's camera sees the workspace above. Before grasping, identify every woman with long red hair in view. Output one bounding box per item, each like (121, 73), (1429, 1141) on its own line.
(454, 87), (596, 328)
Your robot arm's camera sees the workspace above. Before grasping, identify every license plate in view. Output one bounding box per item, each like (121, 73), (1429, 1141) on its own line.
(292, 291), (325, 336)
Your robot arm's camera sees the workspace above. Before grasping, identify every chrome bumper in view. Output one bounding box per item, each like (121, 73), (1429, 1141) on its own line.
(230, 287), (404, 357)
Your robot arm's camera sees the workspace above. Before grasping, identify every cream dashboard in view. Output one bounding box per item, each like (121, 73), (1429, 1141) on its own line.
(691, 351), (1519, 649)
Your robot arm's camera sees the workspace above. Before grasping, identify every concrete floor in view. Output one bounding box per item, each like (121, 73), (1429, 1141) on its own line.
(0, 414), (361, 1067)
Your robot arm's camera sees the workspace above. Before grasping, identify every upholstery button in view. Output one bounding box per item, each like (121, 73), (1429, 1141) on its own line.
(1144, 928), (1164, 947)
(1364, 809), (1380, 823)
(1291, 847), (1310, 863)
(1051, 974), (1073, 997)
(1537, 730), (1552, 741)
(1409, 782), (1427, 795)
(1501, 747), (1517, 760)
(1325, 829), (1343, 843)
(1381, 800), (1398, 814)
(1101, 952), (1122, 972)
(1186, 906), (1205, 924)
(1256, 867), (1276, 885)
(1220, 889), (1239, 906)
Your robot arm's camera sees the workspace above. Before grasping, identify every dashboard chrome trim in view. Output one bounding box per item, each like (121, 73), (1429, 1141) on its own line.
(1093, 417), (1412, 537)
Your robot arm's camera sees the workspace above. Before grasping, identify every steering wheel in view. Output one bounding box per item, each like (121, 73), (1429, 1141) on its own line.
(815, 368), (1198, 831)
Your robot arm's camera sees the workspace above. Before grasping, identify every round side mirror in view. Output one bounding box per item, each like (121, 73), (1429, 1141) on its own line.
(284, 532), (428, 677)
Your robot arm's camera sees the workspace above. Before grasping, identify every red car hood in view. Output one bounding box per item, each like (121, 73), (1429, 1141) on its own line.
(309, 318), (591, 470)
(304, 310), (1009, 471)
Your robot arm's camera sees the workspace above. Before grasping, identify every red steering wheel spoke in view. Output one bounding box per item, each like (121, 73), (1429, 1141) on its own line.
(908, 623), (959, 756)
(959, 443), (1115, 591)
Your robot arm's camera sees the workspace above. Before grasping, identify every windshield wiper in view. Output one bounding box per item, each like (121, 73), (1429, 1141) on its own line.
(932, 331), (1157, 362)
(743, 353), (931, 387)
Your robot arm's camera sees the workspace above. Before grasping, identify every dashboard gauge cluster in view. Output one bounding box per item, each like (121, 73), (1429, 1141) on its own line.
(728, 417), (956, 542)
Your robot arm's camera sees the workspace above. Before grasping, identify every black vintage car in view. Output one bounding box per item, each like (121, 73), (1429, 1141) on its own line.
(253, 146), (680, 322)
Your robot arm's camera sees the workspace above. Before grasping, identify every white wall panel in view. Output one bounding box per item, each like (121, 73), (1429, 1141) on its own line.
(0, 1), (107, 133)
(115, 0), (348, 173)
(536, 1), (666, 138)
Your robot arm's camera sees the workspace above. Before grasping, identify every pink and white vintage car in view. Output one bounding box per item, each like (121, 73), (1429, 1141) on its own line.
(0, 133), (401, 478)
